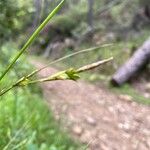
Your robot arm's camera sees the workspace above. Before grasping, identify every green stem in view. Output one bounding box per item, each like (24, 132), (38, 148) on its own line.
(0, 0), (65, 82)
(26, 44), (113, 79)
(0, 57), (113, 97)
(0, 86), (14, 97)
(28, 71), (66, 84)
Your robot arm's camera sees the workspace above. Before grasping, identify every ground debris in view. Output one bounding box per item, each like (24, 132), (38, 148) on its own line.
(32, 60), (150, 150)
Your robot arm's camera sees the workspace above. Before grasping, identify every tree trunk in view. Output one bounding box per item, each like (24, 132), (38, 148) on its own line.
(131, 0), (150, 30)
(111, 38), (150, 86)
(33, 0), (42, 28)
(87, 0), (94, 29)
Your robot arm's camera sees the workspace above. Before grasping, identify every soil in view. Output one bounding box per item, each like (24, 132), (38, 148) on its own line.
(32, 60), (150, 150)
(132, 73), (150, 99)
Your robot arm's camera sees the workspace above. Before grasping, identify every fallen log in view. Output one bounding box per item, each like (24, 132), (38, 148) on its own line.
(111, 38), (150, 86)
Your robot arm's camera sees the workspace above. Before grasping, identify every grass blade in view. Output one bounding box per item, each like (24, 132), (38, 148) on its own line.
(0, 0), (65, 82)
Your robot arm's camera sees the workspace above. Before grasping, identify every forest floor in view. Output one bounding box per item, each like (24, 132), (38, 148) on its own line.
(31, 60), (150, 150)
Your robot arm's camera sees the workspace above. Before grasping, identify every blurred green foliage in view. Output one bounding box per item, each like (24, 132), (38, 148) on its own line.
(56, 29), (150, 78)
(0, 0), (34, 42)
(0, 42), (82, 150)
(139, 0), (150, 6)
(0, 1), (82, 149)
(0, 0), (150, 149)
(0, 86), (80, 150)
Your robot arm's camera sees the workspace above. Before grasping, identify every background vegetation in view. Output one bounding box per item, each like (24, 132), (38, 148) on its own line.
(0, 0), (150, 149)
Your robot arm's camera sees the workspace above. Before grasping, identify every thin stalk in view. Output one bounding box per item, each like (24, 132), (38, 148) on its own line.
(13, 89), (18, 125)
(3, 115), (33, 150)
(27, 44), (113, 78)
(0, 57), (113, 97)
(77, 57), (113, 73)
(28, 71), (66, 84)
(0, 0), (65, 82)
(29, 57), (114, 84)
(0, 44), (113, 97)
(0, 86), (14, 96)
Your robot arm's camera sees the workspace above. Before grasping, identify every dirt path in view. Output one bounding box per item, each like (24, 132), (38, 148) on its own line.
(32, 61), (150, 150)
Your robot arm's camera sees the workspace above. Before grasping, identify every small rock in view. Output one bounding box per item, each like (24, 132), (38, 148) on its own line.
(144, 92), (150, 98)
(85, 117), (97, 126)
(119, 94), (133, 101)
(72, 125), (83, 136)
(118, 122), (130, 130)
(145, 83), (150, 92)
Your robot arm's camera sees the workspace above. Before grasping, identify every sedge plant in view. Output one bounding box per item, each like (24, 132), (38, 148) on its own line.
(0, 1), (113, 149)
(0, 0), (65, 82)
(0, 0), (113, 97)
